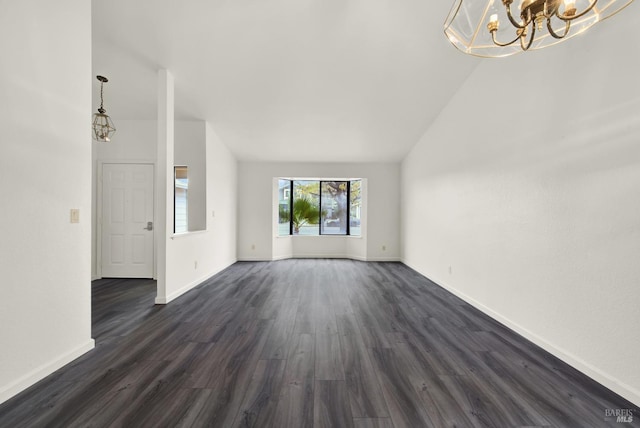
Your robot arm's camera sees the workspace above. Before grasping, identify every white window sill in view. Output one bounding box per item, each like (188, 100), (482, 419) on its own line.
(171, 229), (207, 239)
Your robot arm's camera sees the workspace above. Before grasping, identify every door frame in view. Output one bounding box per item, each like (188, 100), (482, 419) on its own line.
(96, 160), (156, 280)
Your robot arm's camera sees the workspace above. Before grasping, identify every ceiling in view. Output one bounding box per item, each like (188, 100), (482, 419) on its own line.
(92, 0), (480, 162)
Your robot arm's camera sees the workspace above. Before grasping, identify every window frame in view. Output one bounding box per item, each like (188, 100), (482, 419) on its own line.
(174, 165), (189, 234)
(319, 180), (350, 236)
(279, 178), (361, 237)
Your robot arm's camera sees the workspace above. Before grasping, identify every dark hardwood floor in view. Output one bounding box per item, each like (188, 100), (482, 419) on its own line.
(0, 260), (637, 427)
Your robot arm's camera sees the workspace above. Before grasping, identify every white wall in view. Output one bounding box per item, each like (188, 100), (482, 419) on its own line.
(402, 13), (640, 405)
(163, 124), (238, 302)
(0, 1), (94, 404)
(238, 162), (399, 261)
(93, 119), (157, 162)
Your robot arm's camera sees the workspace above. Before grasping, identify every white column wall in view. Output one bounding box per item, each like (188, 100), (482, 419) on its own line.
(162, 124), (237, 303)
(402, 12), (640, 405)
(0, 1), (94, 404)
(155, 69), (174, 303)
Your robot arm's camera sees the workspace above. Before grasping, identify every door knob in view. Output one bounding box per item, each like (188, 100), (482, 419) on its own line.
(144, 221), (153, 231)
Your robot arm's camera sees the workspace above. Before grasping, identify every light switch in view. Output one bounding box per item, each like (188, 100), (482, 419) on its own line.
(70, 209), (80, 223)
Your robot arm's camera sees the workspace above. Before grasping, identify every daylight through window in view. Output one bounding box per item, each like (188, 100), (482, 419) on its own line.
(278, 179), (361, 236)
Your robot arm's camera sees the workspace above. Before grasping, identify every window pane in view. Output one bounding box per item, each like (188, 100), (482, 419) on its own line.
(174, 166), (188, 233)
(350, 180), (361, 236)
(321, 181), (348, 235)
(278, 179), (291, 236)
(293, 181), (320, 235)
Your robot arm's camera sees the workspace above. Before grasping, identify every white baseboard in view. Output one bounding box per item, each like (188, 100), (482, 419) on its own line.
(155, 272), (215, 304)
(155, 261), (237, 305)
(290, 253), (350, 259)
(260, 255), (401, 262)
(366, 256), (402, 262)
(402, 260), (640, 408)
(0, 339), (95, 405)
(237, 257), (272, 262)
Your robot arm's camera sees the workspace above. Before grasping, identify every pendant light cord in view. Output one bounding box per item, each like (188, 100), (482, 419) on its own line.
(98, 82), (106, 114)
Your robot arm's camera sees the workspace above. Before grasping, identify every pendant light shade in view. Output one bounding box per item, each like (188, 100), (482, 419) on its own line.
(92, 75), (116, 142)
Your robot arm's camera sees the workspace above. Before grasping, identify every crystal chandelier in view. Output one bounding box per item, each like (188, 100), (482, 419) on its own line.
(92, 75), (116, 142)
(444, 0), (634, 57)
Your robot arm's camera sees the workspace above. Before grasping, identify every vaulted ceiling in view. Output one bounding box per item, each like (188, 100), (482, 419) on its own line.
(92, 0), (480, 162)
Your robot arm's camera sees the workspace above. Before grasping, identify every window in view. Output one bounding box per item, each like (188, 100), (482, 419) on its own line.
(278, 178), (361, 236)
(321, 181), (348, 235)
(350, 179), (361, 236)
(278, 179), (291, 236)
(174, 166), (188, 233)
(293, 180), (320, 235)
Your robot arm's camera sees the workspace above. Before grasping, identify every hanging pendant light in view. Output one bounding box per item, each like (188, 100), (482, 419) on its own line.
(92, 75), (116, 142)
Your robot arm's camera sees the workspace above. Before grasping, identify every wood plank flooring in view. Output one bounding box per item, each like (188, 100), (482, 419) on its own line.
(0, 260), (638, 427)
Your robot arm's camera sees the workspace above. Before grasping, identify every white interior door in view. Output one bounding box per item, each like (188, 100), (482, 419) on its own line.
(101, 163), (154, 278)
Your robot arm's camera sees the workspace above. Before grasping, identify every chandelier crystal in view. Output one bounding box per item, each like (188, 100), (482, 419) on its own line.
(444, 0), (634, 57)
(92, 75), (116, 142)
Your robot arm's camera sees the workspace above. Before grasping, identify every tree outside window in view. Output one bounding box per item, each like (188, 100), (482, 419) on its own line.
(321, 181), (348, 235)
(279, 178), (361, 236)
(293, 181), (320, 235)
